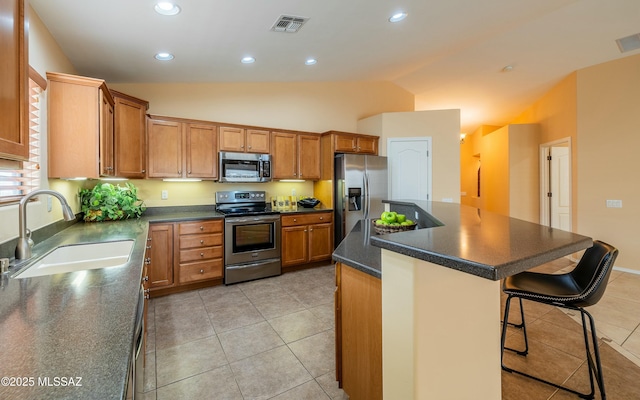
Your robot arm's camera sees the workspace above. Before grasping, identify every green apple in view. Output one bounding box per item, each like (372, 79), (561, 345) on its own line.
(396, 214), (406, 223)
(381, 211), (396, 223)
(375, 219), (384, 225)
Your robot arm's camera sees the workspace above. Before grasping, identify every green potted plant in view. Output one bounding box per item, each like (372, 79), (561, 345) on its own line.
(79, 182), (146, 222)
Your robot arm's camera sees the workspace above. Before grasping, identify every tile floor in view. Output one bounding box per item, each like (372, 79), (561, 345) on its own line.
(141, 260), (640, 400)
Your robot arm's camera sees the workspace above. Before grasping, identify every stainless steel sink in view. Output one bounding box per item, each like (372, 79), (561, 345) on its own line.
(13, 240), (134, 279)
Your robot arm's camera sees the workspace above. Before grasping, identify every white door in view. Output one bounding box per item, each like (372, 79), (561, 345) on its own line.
(540, 139), (572, 231)
(550, 146), (571, 230)
(387, 138), (431, 200)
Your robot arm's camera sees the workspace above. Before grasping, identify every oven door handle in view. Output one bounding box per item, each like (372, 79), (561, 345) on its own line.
(225, 216), (280, 224)
(226, 260), (279, 269)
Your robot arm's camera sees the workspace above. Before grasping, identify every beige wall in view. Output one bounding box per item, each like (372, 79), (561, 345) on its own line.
(109, 81), (414, 134)
(512, 73), (578, 228)
(576, 54), (640, 271)
(460, 125), (500, 208)
(357, 110), (461, 202)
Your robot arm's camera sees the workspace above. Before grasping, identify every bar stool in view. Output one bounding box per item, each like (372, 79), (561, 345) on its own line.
(500, 240), (618, 399)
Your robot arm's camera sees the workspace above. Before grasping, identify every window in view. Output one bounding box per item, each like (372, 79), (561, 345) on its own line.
(0, 73), (44, 204)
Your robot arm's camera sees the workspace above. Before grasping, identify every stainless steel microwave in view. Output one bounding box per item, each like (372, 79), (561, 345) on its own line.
(219, 152), (272, 183)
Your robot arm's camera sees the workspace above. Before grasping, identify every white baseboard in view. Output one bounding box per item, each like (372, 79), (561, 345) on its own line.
(613, 266), (640, 275)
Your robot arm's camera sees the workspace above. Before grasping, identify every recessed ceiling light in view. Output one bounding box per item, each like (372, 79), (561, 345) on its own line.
(241, 56), (255, 64)
(305, 58), (317, 66)
(154, 2), (181, 16)
(154, 52), (174, 61)
(389, 12), (407, 23)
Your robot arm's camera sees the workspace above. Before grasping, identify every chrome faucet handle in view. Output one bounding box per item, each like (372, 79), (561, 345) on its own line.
(26, 229), (34, 248)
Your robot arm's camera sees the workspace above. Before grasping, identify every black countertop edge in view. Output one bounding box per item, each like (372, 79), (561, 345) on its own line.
(332, 253), (381, 279)
(370, 236), (592, 281)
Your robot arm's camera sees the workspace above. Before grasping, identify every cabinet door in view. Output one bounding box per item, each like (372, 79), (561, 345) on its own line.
(282, 225), (308, 266)
(0, 0), (29, 161)
(334, 135), (357, 153)
(308, 222), (333, 262)
(148, 223), (174, 288)
(272, 132), (298, 179)
(298, 134), (321, 180)
(99, 90), (115, 176)
(186, 123), (217, 179)
(357, 137), (378, 155)
(147, 119), (183, 178)
(113, 94), (147, 178)
(246, 129), (270, 153)
(219, 126), (245, 152)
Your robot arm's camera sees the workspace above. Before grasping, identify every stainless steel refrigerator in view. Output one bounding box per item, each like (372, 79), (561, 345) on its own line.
(334, 153), (388, 246)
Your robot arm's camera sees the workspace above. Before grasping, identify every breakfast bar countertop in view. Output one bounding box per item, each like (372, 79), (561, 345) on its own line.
(333, 200), (592, 280)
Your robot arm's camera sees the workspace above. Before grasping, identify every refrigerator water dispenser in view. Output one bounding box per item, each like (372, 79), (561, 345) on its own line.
(348, 188), (361, 211)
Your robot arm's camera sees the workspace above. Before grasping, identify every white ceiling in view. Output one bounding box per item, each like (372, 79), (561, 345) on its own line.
(29, 0), (640, 133)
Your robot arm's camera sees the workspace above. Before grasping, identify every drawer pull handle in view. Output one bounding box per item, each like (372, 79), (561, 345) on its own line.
(200, 269), (204, 274)
(146, 245), (152, 249)
(200, 226), (204, 231)
(200, 252), (204, 257)
(145, 258), (151, 265)
(200, 239), (204, 244)
(319, 217), (323, 220)
(143, 276), (149, 282)
(293, 218), (297, 222)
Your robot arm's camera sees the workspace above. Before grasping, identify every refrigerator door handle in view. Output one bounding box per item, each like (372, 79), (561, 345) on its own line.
(363, 172), (369, 218)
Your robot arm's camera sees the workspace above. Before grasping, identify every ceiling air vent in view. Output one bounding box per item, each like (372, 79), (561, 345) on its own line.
(616, 33), (640, 53)
(271, 15), (309, 33)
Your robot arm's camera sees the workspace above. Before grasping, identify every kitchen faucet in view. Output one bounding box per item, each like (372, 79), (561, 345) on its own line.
(16, 189), (76, 260)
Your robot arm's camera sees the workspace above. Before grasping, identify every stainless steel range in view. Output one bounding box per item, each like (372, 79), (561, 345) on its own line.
(216, 190), (281, 284)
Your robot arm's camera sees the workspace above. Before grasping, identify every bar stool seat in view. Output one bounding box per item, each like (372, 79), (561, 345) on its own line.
(500, 240), (618, 399)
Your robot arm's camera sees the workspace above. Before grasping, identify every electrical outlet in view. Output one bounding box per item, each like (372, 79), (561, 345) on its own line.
(161, 190), (169, 200)
(606, 199), (622, 208)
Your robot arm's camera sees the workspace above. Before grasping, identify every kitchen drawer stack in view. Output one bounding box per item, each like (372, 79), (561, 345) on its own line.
(178, 220), (224, 283)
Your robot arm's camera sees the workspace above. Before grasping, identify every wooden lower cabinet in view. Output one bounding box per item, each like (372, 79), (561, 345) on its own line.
(147, 223), (174, 288)
(335, 262), (382, 400)
(148, 219), (224, 297)
(281, 212), (333, 267)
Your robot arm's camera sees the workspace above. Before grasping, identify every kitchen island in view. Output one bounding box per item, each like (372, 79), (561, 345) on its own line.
(0, 208), (223, 399)
(333, 200), (592, 400)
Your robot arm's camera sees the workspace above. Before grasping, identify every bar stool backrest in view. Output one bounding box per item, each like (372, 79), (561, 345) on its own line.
(569, 240), (618, 307)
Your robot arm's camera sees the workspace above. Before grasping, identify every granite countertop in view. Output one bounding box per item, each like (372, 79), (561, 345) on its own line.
(333, 201), (592, 281)
(0, 209), (223, 399)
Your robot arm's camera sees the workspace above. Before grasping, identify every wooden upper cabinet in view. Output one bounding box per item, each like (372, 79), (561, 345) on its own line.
(333, 132), (379, 155)
(47, 72), (115, 179)
(246, 129), (270, 153)
(355, 136), (378, 154)
(147, 116), (217, 179)
(271, 131), (321, 180)
(147, 118), (182, 178)
(298, 134), (321, 180)
(271, 132), (298, 179)
(112, 91), (149, 178)
(99, 91), (115, 175)
(186, 123), (217, 179)
(219, 126), (270, 153)
(0, 0), (29, 162)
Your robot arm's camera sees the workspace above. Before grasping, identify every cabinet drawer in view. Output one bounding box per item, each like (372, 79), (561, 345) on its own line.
(180, 233), (223, 249)
(179, 260), (223, 283)
(180, 246), (223, 263)
(282, 212), (333, 227)
(179, 220), (223, 235)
